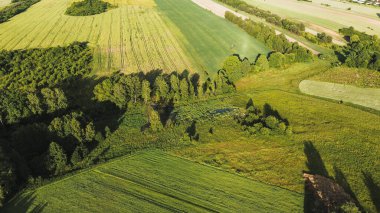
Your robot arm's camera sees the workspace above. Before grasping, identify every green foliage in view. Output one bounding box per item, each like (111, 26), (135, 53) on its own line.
(65, 0), (114, 16)
(239, 99), (291, 135)
(269, 52), (286, 68)
(148, 107), (163, 132)
(225, 12), (313, 63)
(0, 42), (92, 90)
(0, 0), (40, 23)
(254, 54), (269, 72)
(218, 0), (305, 35)
(45, 142), (67, 176)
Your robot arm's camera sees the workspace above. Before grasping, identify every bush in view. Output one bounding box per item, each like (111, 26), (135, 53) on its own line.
(66, 0), (114, 16)
(264, 116), (279, 129)
(260, 127), (271, 135)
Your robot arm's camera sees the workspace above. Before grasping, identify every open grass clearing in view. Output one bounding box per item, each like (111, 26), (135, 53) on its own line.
(3, 150), (303, 212)
(299, 80), (380, 111)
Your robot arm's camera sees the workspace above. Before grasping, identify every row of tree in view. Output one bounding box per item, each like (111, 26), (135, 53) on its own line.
(225, 12), (313, 64)
(218, 0), (332, 44)
(93, 70), (235, 108)
(0, 0), (39, 23)
(337, 27), (380, 71)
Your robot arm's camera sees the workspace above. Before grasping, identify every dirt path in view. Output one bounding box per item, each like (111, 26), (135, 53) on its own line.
(192, 0), (320, 55)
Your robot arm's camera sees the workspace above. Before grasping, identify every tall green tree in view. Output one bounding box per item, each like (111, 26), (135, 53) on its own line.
(180, 78), (189, 100)
(141, 80), (151, 104)
(148, 107), (163, 131)
(45, 142), (67, 176)
(255, 54), (269, 72)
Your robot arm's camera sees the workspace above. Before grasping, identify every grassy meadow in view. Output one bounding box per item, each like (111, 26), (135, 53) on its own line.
(242, 0), (380, 36)
(0, 0), (11, 8)
(156, 0), (270, 74)
(4, 151), (303, 212)
(172, 61), (380, 212)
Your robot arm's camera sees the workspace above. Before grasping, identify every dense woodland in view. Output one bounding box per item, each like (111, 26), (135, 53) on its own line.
(65, 0), (114, 16)
(0, 0), (39, 23)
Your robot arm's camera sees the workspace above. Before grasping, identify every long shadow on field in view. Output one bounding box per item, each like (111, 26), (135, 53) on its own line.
(3, 192), (47, 213)
(303, 141), (328, 213)
(362, 171), (380, 212)
(263, 103), (289, 125)
(334, 166), (363, 211)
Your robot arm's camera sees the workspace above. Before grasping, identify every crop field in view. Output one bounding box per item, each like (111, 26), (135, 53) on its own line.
(0, 0), (197, 74)
(156, 0), (270, 73)
(242, 0), (380, 36)
(299, 80), (380, 111)
(3, 151), (303, 212)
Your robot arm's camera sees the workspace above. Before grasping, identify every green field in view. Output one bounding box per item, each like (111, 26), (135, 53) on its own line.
(299, 80), (380, 111)
(156, 0), (270, 73)
(4, 151), (303, 212)
(242, 0), (380, 36)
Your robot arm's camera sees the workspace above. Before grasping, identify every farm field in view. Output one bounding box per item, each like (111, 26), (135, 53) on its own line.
(156, 0), (270, 73)
(242, 0), (380, 36)
(299, 80), (380, 111)
(3, 150), (303, 212)
(0, 0), (197, 74)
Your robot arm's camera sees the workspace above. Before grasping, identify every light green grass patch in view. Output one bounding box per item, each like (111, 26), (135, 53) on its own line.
(156, 0), (270, 75)
(4, 150), (303, 212)
(299, 80), (380, 111)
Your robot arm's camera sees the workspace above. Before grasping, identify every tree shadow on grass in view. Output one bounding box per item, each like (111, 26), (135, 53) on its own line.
(362, 171), (380, 212)
(3, 192), (47, 213)
(334, 166), (363, 211)
(303, 141), (328, 213)
(263, 103), (289, 125)
(186, 120), (199, 141)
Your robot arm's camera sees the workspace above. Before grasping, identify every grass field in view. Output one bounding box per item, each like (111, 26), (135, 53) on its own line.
(0, 0), (197, 74)
(242, 0), (380, 36)
(299, 80), (380, 111)
(4, 150), (303, 212)
(173, 61), (380, 212)
(156, 0), (270, 73)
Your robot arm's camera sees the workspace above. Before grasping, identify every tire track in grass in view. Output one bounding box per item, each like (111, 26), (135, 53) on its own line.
(93, 169), (220, 212)
(151, 11), (191, 72)
(62, 17), (82, 45)
(127, 7), (143, 72)
(135, 7), (156, 71)
(121, 6), (136, 72)
(147, 12), (178, 72)
(48, 16), (70, 46)
(140, 9), (166, 71)
(119, 7), (125, 70)
(132, 7), (150, 71)
(85, 16), (96, 42)
(1, 6), (54, 49)
(36, 15), (64, 47)
(107, 12), (113, 71)
(73, 17), (87, 42)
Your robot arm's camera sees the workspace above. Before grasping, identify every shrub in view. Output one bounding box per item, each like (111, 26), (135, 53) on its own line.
(264, 116), (279, 129)
(66, 0), (114, 16)
(260, 127), (271, 135)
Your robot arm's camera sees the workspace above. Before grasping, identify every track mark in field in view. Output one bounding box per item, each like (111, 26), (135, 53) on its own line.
(92, 170), (184, 212)
(22, 14), (56, 49)
(48, 16), (70, 46)
(93, 169), (221, 212)
(135, 7), (156, 71)
(119, 8), (125, 70)
(86, 17), (96, 42)
(62, 16), (81, 45)
(74, 18), (87, 42)
(127, 7), (142, 71)
(107, 13), (113, 70)
(36, 15), (64, 47)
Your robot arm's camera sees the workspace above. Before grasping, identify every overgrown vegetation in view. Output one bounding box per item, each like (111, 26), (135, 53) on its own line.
(65, 0), (114, 16)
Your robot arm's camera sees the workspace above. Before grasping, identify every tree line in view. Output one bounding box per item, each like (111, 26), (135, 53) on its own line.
(218, 0), (332, 44)
(0, 0), (40, 23)
(225, 12), (314, 64)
